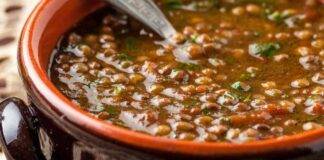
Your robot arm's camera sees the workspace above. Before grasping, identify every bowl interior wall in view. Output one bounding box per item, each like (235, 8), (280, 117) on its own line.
(31, 0), (104, 71)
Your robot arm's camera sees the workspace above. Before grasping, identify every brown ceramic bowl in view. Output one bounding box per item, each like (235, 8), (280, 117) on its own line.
(0, 0), (323, 159)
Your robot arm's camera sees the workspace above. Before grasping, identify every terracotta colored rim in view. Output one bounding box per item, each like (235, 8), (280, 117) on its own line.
(19, 0), (324, 156)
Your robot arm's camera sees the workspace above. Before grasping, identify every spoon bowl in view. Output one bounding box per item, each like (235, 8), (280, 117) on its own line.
(104, 0), (177, 39)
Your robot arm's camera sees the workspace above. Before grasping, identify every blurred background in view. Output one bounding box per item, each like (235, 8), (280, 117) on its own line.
(0, 0), (39, 159)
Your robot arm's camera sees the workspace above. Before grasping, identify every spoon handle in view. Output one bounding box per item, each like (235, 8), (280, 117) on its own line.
(103, 0), (177, 39)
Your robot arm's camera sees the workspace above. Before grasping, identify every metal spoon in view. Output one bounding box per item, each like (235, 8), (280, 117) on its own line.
(103, 0), (177, 39)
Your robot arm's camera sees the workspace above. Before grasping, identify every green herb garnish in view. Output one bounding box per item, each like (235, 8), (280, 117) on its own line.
(220, 116), (231, 125)
(125, 36), (138, 51)
(303, 116), (321, 123)
(249, 42), (280, 58)
(227, 91), (251, 103)
(231, 81), (251, 92)
(223, 92), (240, 102)
(224, 56), (237, 65)
(243, 93), (252, 103)
(106, 106), (118, 116)
(113, 85), (125, 95)
(163, 0), (183, 9)
(267, 11), (289, 23)
(190, 34), (199, 43)
(183, 99), (199, 108)
(202, 108), (213, 116)
(176, 62), (202, 71)
(116, 53), (134, 61)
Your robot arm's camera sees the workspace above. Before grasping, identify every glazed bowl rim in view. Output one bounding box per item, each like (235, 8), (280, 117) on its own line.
(18, 0), (324, 156)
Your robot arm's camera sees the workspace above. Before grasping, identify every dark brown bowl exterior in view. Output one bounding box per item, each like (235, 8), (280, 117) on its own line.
(0, 0), (323, 159)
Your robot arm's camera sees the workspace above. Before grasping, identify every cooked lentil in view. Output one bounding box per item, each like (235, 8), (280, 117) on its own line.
(50, 0), (324, 143)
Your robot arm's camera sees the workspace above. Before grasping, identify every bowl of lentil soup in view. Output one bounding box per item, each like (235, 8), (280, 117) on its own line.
(0, 0), (323, 159)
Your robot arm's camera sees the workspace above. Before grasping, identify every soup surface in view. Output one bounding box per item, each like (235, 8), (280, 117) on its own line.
(50, 0), (324, 143)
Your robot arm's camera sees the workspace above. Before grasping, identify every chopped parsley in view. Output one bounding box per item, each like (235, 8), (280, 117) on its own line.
(202, 108), (213, 116)
(267, 11), (290, 23)
(176, 62), (202, 71)
(113, 85), (125, 95)
(163, 0), (183, 9)
(224, 56), (237, 65)
(249, 42), (280, 58)
(303, 115), (321, 123)
(106, 106), (118, 116)
(223, 92), (240, 102)
(190, 34), (199, 43)
(243, 93), (252, 103)
(183, 99), (199, 108)
(116, 53), (134, 61)
(227, 91), (252, 103)
(231, 81), (251, 92)
(125, 36), (138, 51)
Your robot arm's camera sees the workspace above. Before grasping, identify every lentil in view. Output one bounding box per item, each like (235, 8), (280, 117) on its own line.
(50, 1), (324, 143)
